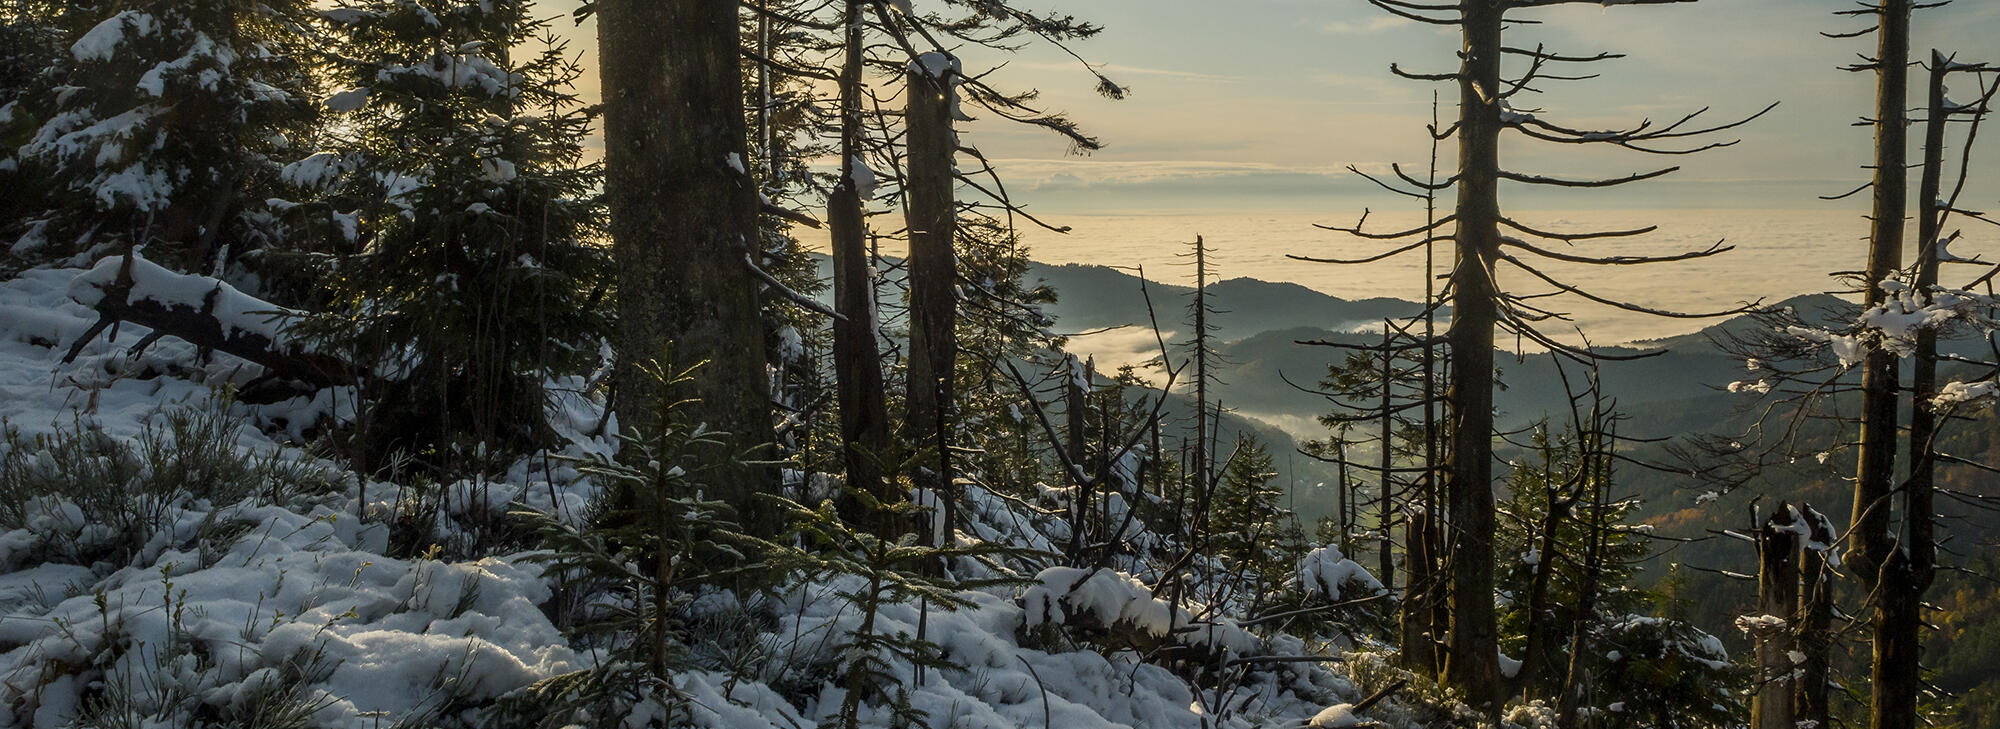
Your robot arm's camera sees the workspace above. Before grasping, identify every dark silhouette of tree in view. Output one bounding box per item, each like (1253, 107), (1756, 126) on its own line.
(1305, 0), (1772, 714)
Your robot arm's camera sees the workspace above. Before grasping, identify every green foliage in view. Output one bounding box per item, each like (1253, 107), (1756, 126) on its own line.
(1928, 551), (2000, 729)
(1495, 424), (1648, 673)
(507, 361), (764, 727)
(1212, 433), (1292, 586)
(4, 0), (319, 269)
(1589, 616), (1745, 729)
(287, 0), (609, 469)
(0, 401), (334, 568)
(764, 489), (1033, 729)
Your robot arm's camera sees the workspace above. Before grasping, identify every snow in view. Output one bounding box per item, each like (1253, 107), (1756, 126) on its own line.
(72, 11), (157, 62)
(1298, 546), (1386, 602)
(0, 265), (1408, 729)
(477, 157), (516, 182)
(322, 87), (369, 111)
(848, 155), (879, 199)
(913, 51), (960, 80)
(281, 151), (353, 189)
(1932, 380), (1998, 410)
(376, 53), (520, 98)
(1311, 703), (1360, 727)
(69, 251), (301, 347)
(1734, 614), (1788, 634)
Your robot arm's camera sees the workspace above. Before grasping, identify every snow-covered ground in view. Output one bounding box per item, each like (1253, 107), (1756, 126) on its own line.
(0, 263), (1425, 728)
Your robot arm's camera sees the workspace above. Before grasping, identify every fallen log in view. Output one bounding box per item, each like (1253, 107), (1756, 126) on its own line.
(62, 251), (361, 390)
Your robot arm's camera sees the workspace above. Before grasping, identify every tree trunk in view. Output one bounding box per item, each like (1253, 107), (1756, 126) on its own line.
(1377, 326), (1397, 593)
(1796, 517), (1833, 729)
(599, 0), (771, 520)
(1517, 461), (1565, 699)
(905, 55), (959, 546)
(1870, 53), (1950, 729)
(1848, 0), (1909, 594)
(1065, 355), (1091, 562)
(1555, 437), (1611, 729)
(1400, 497), (1435, 676)
(1443, 0), (1504, 714)
(830, 0), (893, 525)
(1753, 505), (1800, 729)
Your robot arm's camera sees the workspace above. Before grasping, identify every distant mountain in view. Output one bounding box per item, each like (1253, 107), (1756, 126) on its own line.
(1030, 262), (1435, 339)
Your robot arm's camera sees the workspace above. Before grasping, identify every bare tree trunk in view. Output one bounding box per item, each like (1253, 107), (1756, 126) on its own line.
(1870, 54), (1949, 729)
(1797, 516), (1833, 729)
(1066, 355), (1091, 562)
(1848, 0), (1909, 595)
(830, 0), (893, 525)
(1518, 443), (1565, 699)
(1555, 434), (1610, 729)
(1378, 325), (1397, 592)
(1368, 324), (1400, 592)
(1753, 506), (1800, 729)
(905, 55), (959, 546)
(600, 0), (771, 520)
(1191, 237), (1216, 558)
(1443, 0), (1504, 713)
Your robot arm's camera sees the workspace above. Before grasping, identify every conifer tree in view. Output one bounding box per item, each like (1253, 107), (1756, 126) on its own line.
(1212, 433), (1287, 585)
(6, 0), (317, 271)
(293, 0), (608, 468)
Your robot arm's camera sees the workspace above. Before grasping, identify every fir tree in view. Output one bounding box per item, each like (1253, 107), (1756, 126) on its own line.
(6, 0), (318, 271)
(1212, 433), (1287, 586)
(292, 0), (608, 469)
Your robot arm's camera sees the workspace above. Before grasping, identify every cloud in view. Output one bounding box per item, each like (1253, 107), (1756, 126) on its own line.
(988, 158), (1355, 188)
(1007, 61), (1240, 84)
(1317, 16), (1412, 35)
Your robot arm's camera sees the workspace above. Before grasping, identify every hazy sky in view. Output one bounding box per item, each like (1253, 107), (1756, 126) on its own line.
(549, 1), (2000, 215)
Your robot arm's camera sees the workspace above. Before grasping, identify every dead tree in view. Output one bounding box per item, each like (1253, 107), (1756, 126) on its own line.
(1302, 0), (1770, 713)
(1795, 503), (1838, 729)
(1868, 48), (1996, 729)
(1750, 504), (1801, 729)
(904, 51), (960, 543)
(1844, 0), (1911, 630)
(599, 0), (771, 521)
(1683, 36), (1996, 729)
(826, 0), (896, 525)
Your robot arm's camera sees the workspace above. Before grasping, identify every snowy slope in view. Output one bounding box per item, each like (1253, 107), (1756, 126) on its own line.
(0, 265), (1434, 729)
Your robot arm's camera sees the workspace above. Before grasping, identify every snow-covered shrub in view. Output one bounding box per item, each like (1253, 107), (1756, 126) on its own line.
(1591, 615), (1744, 729)
(56, 577), (340, 729)
(770, 493), (1031, 729)
(0, 401), (334, 568)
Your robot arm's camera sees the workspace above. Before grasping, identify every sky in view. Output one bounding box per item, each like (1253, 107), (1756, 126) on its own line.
(532, 0), (2000, 348)
(542, 0), (2000, 216)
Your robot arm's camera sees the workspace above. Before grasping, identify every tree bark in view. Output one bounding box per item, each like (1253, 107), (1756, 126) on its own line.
(1753, 505), (1800, 729)
(1443, 0), (1504, 714)
(1869, 53), (1949, 729)
(1065, 355), (1091, 562)
(1377, 326), (1397, 593)
(830, 0), (893, 525)
(905, 56), (959, 546)
(598, 0), (771, 521)
(1848, 0), (1909, 593)
(1796, 518), (1833, 729)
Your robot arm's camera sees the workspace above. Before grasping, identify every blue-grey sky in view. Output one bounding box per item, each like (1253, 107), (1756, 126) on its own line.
(945, 0), (2000, 213)
(550, 1), (2000, 215)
